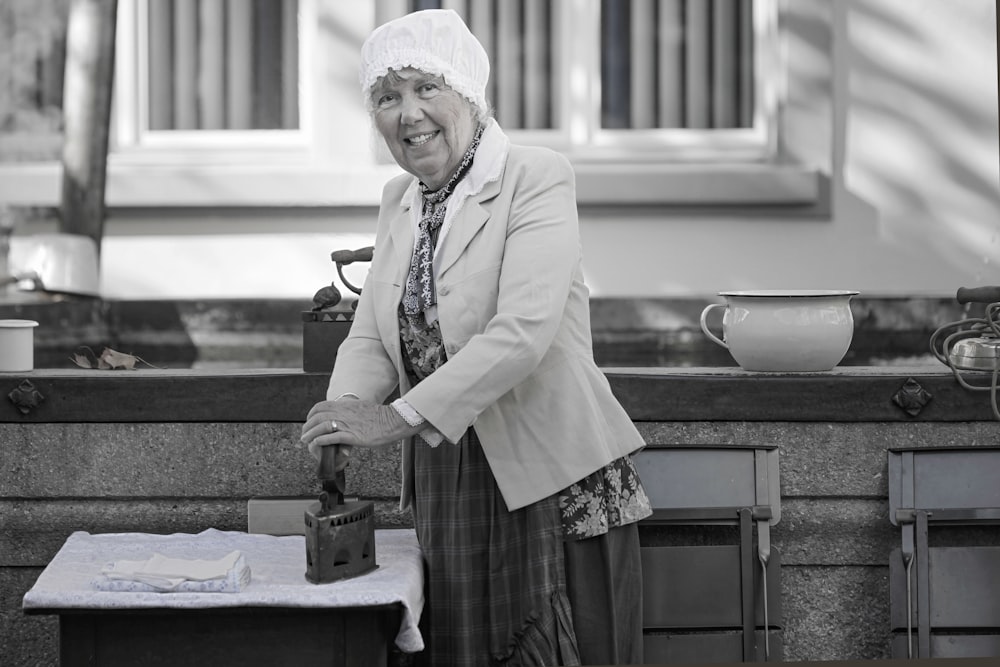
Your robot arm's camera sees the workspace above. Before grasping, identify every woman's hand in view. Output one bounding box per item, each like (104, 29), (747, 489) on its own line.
(300, 398), (422, 460)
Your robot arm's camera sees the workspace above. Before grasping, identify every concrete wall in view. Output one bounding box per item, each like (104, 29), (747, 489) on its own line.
(4, 368), (998, 665)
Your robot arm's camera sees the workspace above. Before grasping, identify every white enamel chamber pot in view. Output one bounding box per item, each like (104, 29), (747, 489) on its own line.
(0, 319), (39, 372)
(699, 290), (860, 372)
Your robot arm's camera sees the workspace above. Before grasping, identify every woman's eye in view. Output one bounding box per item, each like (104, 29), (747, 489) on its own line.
(376, 93), (397, 107)
(419, 82), (440, 96)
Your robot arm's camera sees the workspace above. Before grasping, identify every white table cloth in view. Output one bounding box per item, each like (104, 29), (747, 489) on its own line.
(22, 528), (425, 652)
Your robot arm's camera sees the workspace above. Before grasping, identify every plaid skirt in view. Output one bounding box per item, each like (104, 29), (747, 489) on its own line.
(412, 428), (581, 667)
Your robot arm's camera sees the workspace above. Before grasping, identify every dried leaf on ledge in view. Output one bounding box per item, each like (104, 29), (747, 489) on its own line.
(70, 346), (161, 370)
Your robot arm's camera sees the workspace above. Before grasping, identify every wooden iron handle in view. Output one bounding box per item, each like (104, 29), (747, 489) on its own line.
(956, 286), (1000, 304)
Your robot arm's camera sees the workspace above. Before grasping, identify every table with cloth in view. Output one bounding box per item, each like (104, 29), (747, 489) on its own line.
(22, 528), (424, 667)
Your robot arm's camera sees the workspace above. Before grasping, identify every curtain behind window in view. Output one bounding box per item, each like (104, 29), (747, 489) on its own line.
(147, 0), (299, 131)
(412, 0), (753, 131)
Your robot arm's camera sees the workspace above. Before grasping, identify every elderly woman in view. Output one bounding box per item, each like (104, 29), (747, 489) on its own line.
(300, 9), (651, 666)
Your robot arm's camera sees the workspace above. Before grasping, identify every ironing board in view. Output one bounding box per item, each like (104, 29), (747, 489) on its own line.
(23, 528), (424, 667)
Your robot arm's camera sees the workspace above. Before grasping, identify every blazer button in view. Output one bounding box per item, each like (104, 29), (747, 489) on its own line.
(438, 286), (450, 296)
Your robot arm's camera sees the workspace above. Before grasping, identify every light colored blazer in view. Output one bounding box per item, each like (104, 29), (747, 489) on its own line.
(327, 127), (645, 511)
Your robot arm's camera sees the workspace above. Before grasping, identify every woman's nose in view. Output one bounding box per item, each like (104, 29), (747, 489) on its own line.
(399, 94), (424, 124)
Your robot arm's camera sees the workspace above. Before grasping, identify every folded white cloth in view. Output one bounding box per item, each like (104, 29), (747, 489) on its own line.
(94, 550), (251, 593)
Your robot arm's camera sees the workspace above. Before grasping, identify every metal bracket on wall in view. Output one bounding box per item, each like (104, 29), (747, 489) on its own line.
(892, 377), (932, 417)
(8, 379), (44, 415)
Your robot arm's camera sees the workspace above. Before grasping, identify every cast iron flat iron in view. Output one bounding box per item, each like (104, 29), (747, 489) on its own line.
(304, 446), (377, 584)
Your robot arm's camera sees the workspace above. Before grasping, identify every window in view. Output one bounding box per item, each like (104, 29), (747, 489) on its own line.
(112, 0), (316, 166)
(144, 0), (299, 131)
(108, 0), (395, 205)
(0, 0), (821, 208)
(599, 0), (754, 131)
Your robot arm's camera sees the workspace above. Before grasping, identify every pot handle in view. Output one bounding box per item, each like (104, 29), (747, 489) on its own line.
(699, 303), (729, 349)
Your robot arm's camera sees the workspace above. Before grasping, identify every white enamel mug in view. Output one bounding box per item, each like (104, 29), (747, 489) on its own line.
(0, 319), (40, 372)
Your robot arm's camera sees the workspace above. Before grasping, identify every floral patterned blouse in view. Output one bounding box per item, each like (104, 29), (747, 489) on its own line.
(399, 307), (652, 541)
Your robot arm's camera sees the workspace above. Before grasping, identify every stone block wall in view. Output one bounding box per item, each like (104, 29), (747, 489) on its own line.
(2, 367), (998, 665)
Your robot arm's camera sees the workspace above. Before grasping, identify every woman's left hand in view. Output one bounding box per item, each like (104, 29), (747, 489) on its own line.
(301, 399), (418, 458)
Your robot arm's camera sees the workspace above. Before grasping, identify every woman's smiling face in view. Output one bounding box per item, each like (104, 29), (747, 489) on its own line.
(371, 68), (478, 190)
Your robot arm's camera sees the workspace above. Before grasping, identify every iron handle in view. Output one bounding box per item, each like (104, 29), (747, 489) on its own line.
(318, 446), (346, 509)
(956, 286), (1000, 304)
(330, 247), (374, 265)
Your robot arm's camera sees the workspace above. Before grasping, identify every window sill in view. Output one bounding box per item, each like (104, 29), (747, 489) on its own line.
(0, 162), (402, 208)
(0, 161), (822, 208)
(573, 162), (822, 206)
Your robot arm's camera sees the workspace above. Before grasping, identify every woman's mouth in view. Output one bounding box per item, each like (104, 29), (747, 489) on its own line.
(405, 131), (438, 147)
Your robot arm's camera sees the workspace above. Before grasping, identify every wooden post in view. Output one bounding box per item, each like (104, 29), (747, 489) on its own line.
(60, 0), (118, 256)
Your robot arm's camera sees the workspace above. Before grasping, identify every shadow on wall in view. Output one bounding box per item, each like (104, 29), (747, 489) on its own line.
(839, 0), (1000, 279)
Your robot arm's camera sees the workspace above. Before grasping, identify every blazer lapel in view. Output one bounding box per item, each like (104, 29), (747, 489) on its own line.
(436, 176), (503, 280)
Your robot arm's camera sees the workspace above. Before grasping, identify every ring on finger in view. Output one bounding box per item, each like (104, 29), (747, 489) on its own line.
(330, 420), (338, 432)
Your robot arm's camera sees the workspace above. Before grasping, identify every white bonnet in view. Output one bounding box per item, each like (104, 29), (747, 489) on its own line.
(359, 9), (490, 115)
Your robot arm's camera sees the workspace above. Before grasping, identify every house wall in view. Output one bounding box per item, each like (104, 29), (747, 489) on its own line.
(95, 0), (1000, 300)
(4, 0), (998, 302)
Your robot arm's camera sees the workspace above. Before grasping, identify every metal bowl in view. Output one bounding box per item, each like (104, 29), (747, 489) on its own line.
(948, 337), (1000, 371)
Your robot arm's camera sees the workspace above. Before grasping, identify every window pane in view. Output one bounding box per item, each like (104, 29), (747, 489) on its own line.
(601, 0), (754, 129)
(601, 0), (631, 129)
(147, 0), (299, 131)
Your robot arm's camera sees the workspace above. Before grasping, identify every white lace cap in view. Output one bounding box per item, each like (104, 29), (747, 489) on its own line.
(360, 9), (489, 115)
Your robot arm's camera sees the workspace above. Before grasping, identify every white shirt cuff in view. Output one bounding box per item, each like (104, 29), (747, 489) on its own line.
(391, 398), (445, 447)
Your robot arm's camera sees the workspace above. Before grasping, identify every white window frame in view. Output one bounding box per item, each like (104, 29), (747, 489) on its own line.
(515, 0), (778, 163)
(113, 0), (314, 165)
(103, 0), (403, 207)
(506, 0), (816, 206)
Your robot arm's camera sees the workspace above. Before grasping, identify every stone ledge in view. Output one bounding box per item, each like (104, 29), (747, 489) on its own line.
(3, 366), (995, 423)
